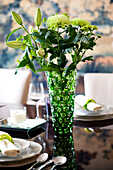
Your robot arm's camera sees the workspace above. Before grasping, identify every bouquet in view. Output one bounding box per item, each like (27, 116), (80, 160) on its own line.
(6, 8), (101, 77)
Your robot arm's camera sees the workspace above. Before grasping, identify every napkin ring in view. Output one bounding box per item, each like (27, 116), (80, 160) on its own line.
(83, 99), (96, 110)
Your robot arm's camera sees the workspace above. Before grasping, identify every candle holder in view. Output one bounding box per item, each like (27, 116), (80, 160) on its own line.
(10, 106), (26, 125)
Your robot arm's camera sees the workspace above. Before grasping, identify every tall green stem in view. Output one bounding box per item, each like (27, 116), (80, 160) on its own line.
(21, 25), (37, 48)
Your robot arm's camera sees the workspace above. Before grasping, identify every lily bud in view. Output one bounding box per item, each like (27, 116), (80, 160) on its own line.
(34, 8), (41, 27)
(12, 11), (23, 25)
(6, 41), (24, 49)
(36, 48), (45, 57)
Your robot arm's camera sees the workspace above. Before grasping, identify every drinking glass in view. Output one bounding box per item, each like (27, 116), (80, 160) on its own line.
(10, 106), (26, 125)
(30, 82), (45, 118)
(30, 82), (44, 102)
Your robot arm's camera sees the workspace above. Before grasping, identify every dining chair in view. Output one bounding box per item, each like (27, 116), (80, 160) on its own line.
(0, 68), (32, 104)
(84, 73), (113, 106)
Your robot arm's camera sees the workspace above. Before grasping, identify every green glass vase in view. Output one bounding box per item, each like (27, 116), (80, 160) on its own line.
(47, 70), (77, 169)
(53, 133), (77, 169)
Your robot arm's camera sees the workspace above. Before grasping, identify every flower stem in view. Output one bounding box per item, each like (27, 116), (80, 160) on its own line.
(21, 24), (38, 49)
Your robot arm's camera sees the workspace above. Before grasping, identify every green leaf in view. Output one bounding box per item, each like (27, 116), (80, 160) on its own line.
(24, 34), (33, 46)
(25, 48), (36, 73)
(45, 30), (59, 44)
(28, 60), (36, 73)
(45, 31), (50, 40)
(16, 35), (24, 41)
(30, 50), (37, 57)
(36, 67), (52, 72)
(89, 41), (96, 48)
(58, 53), (68, 68)
(65, 62), (76, 76)
(32, 32), (51, 44)
(17, 48), (36, 73)
(45, 32), (58, 44)
(82, 56), (94, 62)
(43, 17), (47, 23)
(49, 54), (57, 61)
(36, 64), (61, 74)
(60, 43), (75, 51)
(65, 25), (77, 43)
(71, 53), (77, 62)
(39, 28), (48, 36)
(6, 27), (22, 42)
(81, 42), (89, 49)
(17, 58), (27, 68)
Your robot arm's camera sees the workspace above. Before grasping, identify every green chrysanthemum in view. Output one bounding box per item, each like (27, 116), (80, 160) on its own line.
(71, 18), (91, 27)
(46, 14), (71, 30)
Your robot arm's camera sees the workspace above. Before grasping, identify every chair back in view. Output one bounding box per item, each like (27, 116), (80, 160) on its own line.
(84, 73), (113, 105)
(0, 68), (32, 104)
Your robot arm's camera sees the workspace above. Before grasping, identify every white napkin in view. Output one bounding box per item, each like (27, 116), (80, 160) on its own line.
(0, 139), (20, 157)
(75, 95), (103, 111)
(0, 131), (20, 157)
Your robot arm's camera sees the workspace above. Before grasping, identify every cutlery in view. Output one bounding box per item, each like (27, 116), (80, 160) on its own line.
(51, 156), (67, 170)
(36, 156), (67, 170)
(27, 153), (48, 170)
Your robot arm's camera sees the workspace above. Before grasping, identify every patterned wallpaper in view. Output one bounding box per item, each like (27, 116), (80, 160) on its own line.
(0, 0), (113, 77)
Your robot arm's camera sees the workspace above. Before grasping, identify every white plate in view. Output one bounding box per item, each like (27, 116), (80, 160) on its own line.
(74, 104), (113, 117)
(13, 138), (30, 150)
(0, 138), (30, 157)
(0, 140), (42, 163)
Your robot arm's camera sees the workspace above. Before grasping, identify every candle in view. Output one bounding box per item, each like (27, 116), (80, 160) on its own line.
(10, 106), (26, 124)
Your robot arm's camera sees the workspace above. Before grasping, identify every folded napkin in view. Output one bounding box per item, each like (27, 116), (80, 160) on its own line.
(0, 139), (20, 157)
(0, 131), (20, 157)
(75, 95), (103, 111)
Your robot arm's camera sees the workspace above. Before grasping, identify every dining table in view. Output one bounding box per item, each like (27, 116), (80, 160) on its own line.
(0, 102), (113, 170)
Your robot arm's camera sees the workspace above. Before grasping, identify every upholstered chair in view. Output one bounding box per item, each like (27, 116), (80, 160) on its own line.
(84, 73), (113, 106)
(0, 68), (32, 104)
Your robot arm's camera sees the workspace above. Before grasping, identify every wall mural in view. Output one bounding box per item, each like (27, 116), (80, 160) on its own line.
(0, 0), (113, 93)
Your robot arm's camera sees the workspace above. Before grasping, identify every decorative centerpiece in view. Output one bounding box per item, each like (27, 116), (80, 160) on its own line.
(6, 8), (100, 169)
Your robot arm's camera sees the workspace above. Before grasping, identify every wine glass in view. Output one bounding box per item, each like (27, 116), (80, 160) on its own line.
(30, 82), (45, 118)
(30, 82), (44, 102)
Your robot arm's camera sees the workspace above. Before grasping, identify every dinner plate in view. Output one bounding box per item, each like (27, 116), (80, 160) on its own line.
(0, 138), (30, 157)
(74, 103), (113, 117)
(13, 138), (30, 150)
(0, 140), (42, 166)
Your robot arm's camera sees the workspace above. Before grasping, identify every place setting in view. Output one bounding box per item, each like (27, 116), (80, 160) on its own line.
(0, 131), (43, 167)
(0, 131), (67, 169)
(74, 95), (113, 121)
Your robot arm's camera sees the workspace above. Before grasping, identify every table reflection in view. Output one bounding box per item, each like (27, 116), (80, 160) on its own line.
(1, 104), (113, 169)
(32, 122), (113, 170)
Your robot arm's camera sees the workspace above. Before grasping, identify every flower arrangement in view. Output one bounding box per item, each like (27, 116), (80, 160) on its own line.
(6, 8), (101, 77)
(6, 10), (101, 162)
